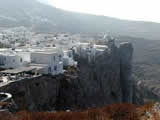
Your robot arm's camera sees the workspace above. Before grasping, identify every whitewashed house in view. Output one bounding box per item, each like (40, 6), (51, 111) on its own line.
(75, 43), (95, 57)
(16, 50), (31, 64)
(0, 51), (24, 69)
(76, 42), (108, 56)
(31, 51), (64, 75)
(0, 45), (77, 75)
(75, 42), (108, 62)
(63, 50), (77, 67)
(94, 45), (108, 55)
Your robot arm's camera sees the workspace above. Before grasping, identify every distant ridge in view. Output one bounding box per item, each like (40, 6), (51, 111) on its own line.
(0, 0), (160, 39)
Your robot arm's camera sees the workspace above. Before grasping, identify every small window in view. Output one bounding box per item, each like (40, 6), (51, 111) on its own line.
(53, 56), (56, 61)
(68, 53), (72, 58)
(20, 58), (23, 62)
(54, 66), (57, 71)
(59, 55), (62, 60)
(48, 67), (51, 73)
(70, 54), (72, 58)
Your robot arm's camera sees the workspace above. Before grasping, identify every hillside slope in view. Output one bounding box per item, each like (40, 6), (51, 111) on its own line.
(0, 0), (160, 39)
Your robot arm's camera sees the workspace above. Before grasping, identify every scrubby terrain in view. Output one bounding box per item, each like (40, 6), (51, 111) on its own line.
(0, 102), (160, 120)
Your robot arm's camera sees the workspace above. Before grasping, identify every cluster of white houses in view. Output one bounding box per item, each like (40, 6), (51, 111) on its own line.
(0, 38), (111, 82)
(0, 46), (76, 76)
(73, 42), (109, 63)
(73, 35), (114, 60)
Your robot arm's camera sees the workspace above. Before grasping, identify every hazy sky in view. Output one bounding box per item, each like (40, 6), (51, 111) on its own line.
(39, 0), (160, 23)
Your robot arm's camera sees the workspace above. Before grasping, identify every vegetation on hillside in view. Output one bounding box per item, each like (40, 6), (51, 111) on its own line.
(0, 103), (159, 120)
(0, 42), (10, 48)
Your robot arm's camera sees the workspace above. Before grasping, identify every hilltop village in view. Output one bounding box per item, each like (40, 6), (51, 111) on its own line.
(0, 27), (119, 112)
(0, 27), (112, 84)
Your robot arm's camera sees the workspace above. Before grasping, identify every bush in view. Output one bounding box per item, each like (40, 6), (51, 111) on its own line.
(0, 103), (159, 120)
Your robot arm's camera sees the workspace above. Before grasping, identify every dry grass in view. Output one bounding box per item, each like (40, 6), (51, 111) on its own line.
(0, 103), (160, 120)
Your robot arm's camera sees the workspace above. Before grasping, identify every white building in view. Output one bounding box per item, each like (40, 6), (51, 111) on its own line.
(31, 51), (64, 75)
(0, 45), (77, 75)
(76, 42), (108, 56)
(15, 49), (31, 63)
(75, 42), (108, 62)
(63, 50), (77, 67)
(0, 51), (24, 69)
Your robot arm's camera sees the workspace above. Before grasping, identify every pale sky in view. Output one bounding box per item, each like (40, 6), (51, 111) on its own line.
(39, 0), (160, 23)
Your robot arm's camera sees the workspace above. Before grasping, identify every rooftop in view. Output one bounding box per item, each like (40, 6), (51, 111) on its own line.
(0, 66), (38, 74)
(31, 51), (57, 55)
(0, 52), (16, 56)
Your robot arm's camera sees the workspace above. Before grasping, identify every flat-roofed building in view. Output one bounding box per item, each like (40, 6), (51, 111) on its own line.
(0, 51), (24, 69)
(0, 46), (75, 76)
(63, 50), (77, 67)
(75, 42), (109, 63)
(31, 51), (63, 75)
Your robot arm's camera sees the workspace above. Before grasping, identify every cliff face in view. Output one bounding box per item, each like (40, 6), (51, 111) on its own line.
(119, 43), (134, 103)
(0, 76), (60, 111)
(75, 45), (122, 108)
(71, 42), (134, 109)
(0, 42), (134, 111)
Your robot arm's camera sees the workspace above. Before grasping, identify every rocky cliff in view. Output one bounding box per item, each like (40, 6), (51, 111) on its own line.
(0, 76), (60, 111)
(71, 42), (134, 109)
(119, 43), (134, 103)
(0, 42), (134, 111)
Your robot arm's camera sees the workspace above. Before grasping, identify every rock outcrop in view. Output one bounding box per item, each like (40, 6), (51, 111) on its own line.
(0, 76), (60, 111)
(119, 42), (134, 103)
(71, 41), (134, 109)
(75, 45), (122, 108)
